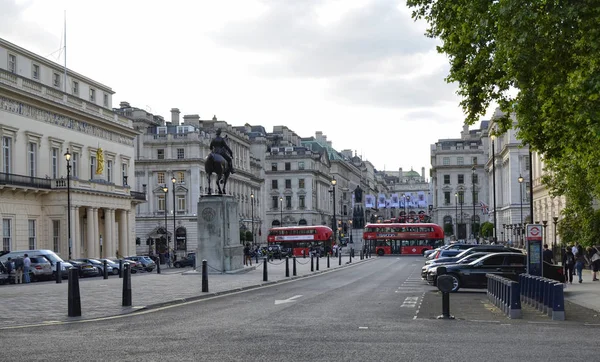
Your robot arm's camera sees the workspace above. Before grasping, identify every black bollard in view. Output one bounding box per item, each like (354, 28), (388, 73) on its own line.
(67, 267), (81, 317)
(339, 251), (342, 266)
(316, 255), (320, 271)
(293, 256), (297, 276)
(56, 261), (62, 283)
(156, 259), (161, 274)
(202, 260), (208, 292)
(119, 259), (123, 278)
(255, 251), (259, 264)
(263, 257), (268, 282)
(311, 255), (314, 272)
(285, 256), (290, 277)
(103, 260), (108, 279)
(349, 250), (352, 263)
(122, 264), (132, 307)
(436, 267), (454, 320)
(327, 254), (330, 268)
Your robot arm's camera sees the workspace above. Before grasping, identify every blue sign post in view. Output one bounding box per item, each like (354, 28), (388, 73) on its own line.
(526, 224), (543, 276)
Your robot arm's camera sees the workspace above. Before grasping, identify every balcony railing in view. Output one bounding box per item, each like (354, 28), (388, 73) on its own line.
(131, 191), (147, 201)
(0, 172), (52, 189)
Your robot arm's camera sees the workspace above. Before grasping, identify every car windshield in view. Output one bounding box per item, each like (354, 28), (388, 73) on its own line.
(88, 259), (101, 264)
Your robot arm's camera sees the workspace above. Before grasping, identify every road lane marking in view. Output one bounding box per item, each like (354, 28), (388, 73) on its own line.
(358, 326), (368, 329)
(274, 295), (303, 305)
(401, 296), (419, 307)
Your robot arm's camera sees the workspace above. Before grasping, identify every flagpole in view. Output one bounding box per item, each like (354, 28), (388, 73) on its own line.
(63, 10), (67, 93)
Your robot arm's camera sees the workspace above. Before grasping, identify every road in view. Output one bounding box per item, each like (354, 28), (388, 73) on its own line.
(1, 256), (598, 361)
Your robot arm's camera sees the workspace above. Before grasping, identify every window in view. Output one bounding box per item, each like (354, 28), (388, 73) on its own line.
(177, 171), (185, 183)
(90, 156), (96, 179)
(52, 220), (60, 252)
(2, 219), (11, 251)
(103, 93), (109, 107)
(271, 196), (278, 209)
(177, 195), (186, 212)
(158, 195), (166, 212)
(122, 163), (128, 185)
(285, 162), (291, 171)
(285, 195), (292, 208)
(107, 160), (113, 182)
(457, 157), (464, 165)
(472, 173), (478, 184)
(177, 148), (184, 159)
(473, 191), (479, 204)
(271, 180), (278, 189)
(271, 163), (277, 171)
(525, 157), (530, 171)
(458, 174), (464, 184)
(458, 191), (464, 203)
(299, 179), (305, 189)
(72, 152), (79, 178)
(482, 255), (505, 266)
(51, 147), (59, 179)
(472, 157), (478, 165)
(28, 142), (36, 177)
(443, 157), (450, 165)
(456, 143), (463, 150)
(157, 149), (165, 159)
(89, 88), (96, 102)
(32, 64), (40, 80)
(444, 192), (451, 205)
(298, 161), (305, 170)
(8, 54), (16, 73)
(53, 73), (61, 88)
(285, 179), (291, 189)
(28, 220), (36, 249)
(72, 81), (79, 95)
(158, 172), (165, 184)
(443, 175), (450, 184)
(299, 195), (305, 208)
(2, 136), (12, 173)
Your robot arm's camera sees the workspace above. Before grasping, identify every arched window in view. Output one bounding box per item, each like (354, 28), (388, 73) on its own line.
(443, 215), (453, 224)
(298, 219), (307, 226)
(272, 220), (281, 226)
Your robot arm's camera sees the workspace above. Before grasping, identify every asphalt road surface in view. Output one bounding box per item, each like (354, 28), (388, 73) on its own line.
(1, 256), (598, 361)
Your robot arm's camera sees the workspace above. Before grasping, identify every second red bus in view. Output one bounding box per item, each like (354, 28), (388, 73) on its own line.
(363, 223), (444, 256)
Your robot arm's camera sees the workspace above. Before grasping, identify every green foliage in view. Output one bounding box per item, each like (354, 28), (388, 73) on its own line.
(443, 223), (454, 235)
(480, 222), (494, 238)
(240, 230), (246, 242)
(245, 231), (253, 242)
(407, 0), (600, 242)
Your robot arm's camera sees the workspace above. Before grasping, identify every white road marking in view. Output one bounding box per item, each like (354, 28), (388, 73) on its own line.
(358, 326), (368, 329)
(274, 295), (303, 305)
(401, 296), (419, 308)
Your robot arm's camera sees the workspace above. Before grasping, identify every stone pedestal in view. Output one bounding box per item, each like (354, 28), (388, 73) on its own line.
(196, 195), (244, 273)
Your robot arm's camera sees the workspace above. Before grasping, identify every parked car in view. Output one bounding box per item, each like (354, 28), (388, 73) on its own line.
(114, 259), (142, 273)
(99, 259), (123, 275)
(125, 256), (156, 272)
(426, 245), (523, 265)
(421, 252), (490, 279)
(67, 260), (100, 278)
(75, 258), (114, 276)
(426, 252), (564, 291)
(27, 256), (54, 282)
(174, 253), (195, 268)
(0, 249), (73, 279)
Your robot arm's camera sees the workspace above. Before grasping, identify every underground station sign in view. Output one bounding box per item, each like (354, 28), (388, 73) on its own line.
(526, 224), (543, 276)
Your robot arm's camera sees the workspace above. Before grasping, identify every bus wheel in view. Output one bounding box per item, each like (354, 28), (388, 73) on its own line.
(377, 249), (384, 256)
(421, 249), (427, 256)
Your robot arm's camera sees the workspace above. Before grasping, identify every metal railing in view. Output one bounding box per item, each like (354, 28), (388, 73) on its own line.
(130, 191), (147, 201)
(0, 172), (52, 189)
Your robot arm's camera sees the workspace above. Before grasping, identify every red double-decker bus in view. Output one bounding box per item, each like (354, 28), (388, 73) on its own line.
(267, 226), (334, 257)
(363, 223), (444, 256)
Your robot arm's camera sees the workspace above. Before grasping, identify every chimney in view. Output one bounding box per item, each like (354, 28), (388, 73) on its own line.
(171, 108), (180, 126)
(421, 167), (425, 179)
(183, 114), (200, 128)
(399, 168), (403, 180)
(119, 101), (130, 109)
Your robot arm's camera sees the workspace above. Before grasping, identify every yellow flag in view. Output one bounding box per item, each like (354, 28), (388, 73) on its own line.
(96, 147), (104, 175)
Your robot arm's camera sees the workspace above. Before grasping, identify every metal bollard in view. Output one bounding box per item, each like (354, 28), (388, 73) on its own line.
(56, 261), (62, 283)
(119, 259), (123, 278)
(156, 259), (161, 274)
(327, 254), (330, 268)
(67, 267), (81, 317)
(263, 257), (268, 282)
(103, 260), (108, 279)
(339, 252), (342, 266)
(436, 274), (455, 320)
(202, 260), (208, 292)
(316, 255), (320, 271)
(552, 283), (565, 321)
(310, 255), (314, 272)
(349, 250), (352, 263)
(122, 264), (132, 307)
(285, 257), (290, 277)
(293, 256), (297, 276)
(255, 251), (259, 264)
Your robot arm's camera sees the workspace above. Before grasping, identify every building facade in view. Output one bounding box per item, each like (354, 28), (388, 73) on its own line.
(0, 38), (144, 260)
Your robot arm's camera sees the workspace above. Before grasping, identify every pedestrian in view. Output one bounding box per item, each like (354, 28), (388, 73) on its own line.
(165, 250), (170, 268)
(563, 247), (575, 284)
(243, 243), (252, 266)
(575, 251), (586, 283)
(333, 244), (338, 257)
(14, 255), (24, 284)
(590, 246), (600, 281)
(23, 254), (31, 283)
(542, 244), (554, 264)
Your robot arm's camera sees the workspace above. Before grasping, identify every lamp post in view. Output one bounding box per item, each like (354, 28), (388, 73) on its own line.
(454, 192), (458, 238)
(471, 165), (476, 240)
(279, 196), (283, 226)
(163, 186), (168, 253)
(251, 193), (255, 246)
(491, 134), (498, 242)
(171, 176), (176, 253)
(459, 192), (463, 238)
(403, 194), (408, 222)
(542, 220), (548, 246)
(553, 216), (558, 257)
(331, 177), (337, 242)
(64, 149), (72, 260)
(518, 175), (524, 245)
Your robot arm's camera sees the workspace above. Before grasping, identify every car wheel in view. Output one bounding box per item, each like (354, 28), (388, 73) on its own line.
(131, 269), (137, 274)
(112, 269), (119, 275)
(174, 262), (181, 268)
(447, 273), (461, 292)
(145, 268), (153, 272)
(377, 249), (384, 256)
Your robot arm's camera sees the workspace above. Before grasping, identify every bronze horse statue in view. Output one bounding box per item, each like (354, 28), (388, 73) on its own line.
(205, 152), (230, 195)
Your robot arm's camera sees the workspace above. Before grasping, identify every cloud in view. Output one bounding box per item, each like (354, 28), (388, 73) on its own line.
(0, 0), (59, 52)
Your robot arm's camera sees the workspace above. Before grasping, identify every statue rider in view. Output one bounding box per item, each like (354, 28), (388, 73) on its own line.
(209, 128), (235, 174)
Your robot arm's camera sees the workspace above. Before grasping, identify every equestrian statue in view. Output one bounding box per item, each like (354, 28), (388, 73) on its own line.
(205, 128), (234, 195)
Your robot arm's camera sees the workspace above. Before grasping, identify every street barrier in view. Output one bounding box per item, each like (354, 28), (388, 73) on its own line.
(486, 274), (521, 319)
(67, 267), (81, 317)
(519, 274), (565, 321)
(436, 267), (455, 319)
(202, 260), (208, 292)
(56, 261), (62, 284)
(293, 256), (297, 276)
(103, 260), (109, 279)
(285, 257), (289, 277)
(122, 264), (132, 307)
(263, 257), (268, 282)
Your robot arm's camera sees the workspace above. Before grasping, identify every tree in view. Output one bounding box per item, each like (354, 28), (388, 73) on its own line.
(480, 222), (494, 239)
(406, 0), (600, 245)
(245, 231), (253, 243)
(443, 223), (454, 236)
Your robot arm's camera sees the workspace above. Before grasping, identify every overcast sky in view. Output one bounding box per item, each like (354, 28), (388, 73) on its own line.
(1, 0), (495, 175)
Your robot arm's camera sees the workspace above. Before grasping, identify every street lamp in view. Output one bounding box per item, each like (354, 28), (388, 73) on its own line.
(553, 216), (559, 257)
(542, 220), (548, 246)
(471, 165), (476, 240)
(454, 192), (458, 238)
(518, 174), (524, 244)
(331, 177), (337, 242)
(163, 186), (168, 253)
(250, 193), (255, 246)
(171, 176), (176, 253)
(64, 149), (72, 260)
(279, 196), (283, 226)
(491, 133), (498, 242)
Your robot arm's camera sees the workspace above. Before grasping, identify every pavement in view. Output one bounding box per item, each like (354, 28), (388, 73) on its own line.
(0, 253), (371, 328)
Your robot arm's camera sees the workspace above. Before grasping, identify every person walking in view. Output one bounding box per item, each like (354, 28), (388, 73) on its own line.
(590, 246), (600, 281)
(22, 254), (31, 283)
(243, 244), (252, 266)
(543, 244), (554, 264)
(563, 247), (575, 284)
(14, 256), (24, 284)
(575, 251), (587, 283)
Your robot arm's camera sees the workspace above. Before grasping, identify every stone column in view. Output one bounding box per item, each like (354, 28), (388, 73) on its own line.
(86, 207), (94, 258)
(103, 208), (111, 258)
(108, 209), (116, 258)
(92, 207), (99, 258)
(72, 206), (80, 258)
(119, 209), (127, 258)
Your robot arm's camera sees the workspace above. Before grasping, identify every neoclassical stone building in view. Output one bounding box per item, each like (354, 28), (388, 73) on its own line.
(0, 38), (144, 259)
